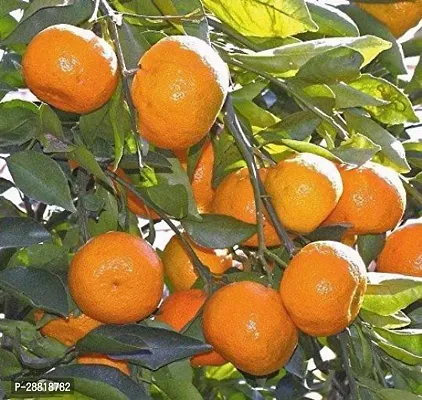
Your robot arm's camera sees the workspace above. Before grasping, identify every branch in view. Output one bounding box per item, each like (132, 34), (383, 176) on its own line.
(98, 0), (143, 166)
(104, 169), (213, 290)
(224, 96), (296, 261)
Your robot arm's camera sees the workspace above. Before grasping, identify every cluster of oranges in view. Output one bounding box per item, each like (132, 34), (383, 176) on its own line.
(22, 24), (421, 377)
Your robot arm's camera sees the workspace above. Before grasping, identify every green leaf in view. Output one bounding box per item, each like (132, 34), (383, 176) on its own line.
(203, 0), (317, 38)
(362, 273), (422, 316)
(306, 0), (359, 37)
(71, 146), (110, 185)
(0, 267), (69, 316)
(0, 100), (40, 147)
(331, 133), (381, 166)
(0, 197), (21, 217)
(76, 324), (211, 370)
(345, 111), (410, 173)
(359, 309), (411, 329)
(0, 217), (51, 248)
(233, 35), (391, 78)
(7, 243), (67, 272)
(357, 233), (386, 266)
(0, 177), (13, 193)
(339, 4), (407, 76)
(40, 104), (63, 139)
(406, 55), (422, 94)
(331, 82), (388, 109)
(297, 46), (364, 84)
(374, 328), (422, 357)
(7, 150), (76, 212)
(0, 52), (24, 88)
(258, 111), (321, 143)
(2, 0), (94, 45)
(0, 349), (22, 378)
(349, 74), (419, 125)
(153, 360), (202, 400)
(45, 365), (149, 400)
(377, 389), (422, 400)
(0, 0), (24, 17)
(277, 138), (341, 162)
(306, 223), (350, 242)
(182, 213), (257, 248)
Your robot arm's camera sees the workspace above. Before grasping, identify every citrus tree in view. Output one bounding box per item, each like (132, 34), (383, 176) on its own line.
(0, 0), (421, 399)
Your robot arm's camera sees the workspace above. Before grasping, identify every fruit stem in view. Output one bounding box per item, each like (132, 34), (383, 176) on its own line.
(104, 169), (213, 291)
(98, 0), (143, 167)
(338, 329), (359, 400)
(224, 95), (296, 262)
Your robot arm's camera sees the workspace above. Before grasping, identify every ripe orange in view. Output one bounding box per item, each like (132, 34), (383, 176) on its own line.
(77, 353), (130, 375)
(131, 35), (230, 150)
(175, 140), (215, 213)
(202, 281), (298, 376)
(264, 153), (343, 234)
(280, 241), (367, 337)
(324, 162), (406, 235)
(113, 168), (160, 220)
(161, 234), (232, 291)
(69, 231), (164, 324)
(212, 168), (280, 247)
(376, 219), (422, 277)
(22, 24), (118, 114)
(155, 289), (226, 367)
(34, 311), (102, 346)
(355, 0), (422, 37)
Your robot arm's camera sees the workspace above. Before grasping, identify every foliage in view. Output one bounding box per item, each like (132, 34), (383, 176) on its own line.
(0, 0), (421, 399)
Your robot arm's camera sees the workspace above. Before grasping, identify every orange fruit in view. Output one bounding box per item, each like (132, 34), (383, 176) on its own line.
(155, 289), (226, 367)
(161, 234), (232, 291)
(280, 241), (367, 337)
(342, 233), (358, 247)
(34, 311), (102, 346)
(69, 231), (164, 324)
(324, 162), (406, 235)
(113, 168), (160, 220)
(175, 140), (215, 213)
(77, 353), (130, 375)
(202, 281), (298, 376)
(376, 219), (422, 277)
(22, 24), (118, 114)
(212, 168), (280, 247)
(264, 153), (343, 234)
(355, 0), (422, 37)
(131, 35), (230, 150)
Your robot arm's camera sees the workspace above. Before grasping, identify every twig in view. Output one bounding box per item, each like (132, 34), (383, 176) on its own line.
(104, 169), (212, 291)
(264, 249), (288, 269)
(98, 0), (143, 167)
(338, 329), (359, 400)
(76, 169), (90, 244)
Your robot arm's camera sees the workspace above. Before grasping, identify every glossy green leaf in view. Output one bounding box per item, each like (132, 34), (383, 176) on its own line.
(0, 100), (40, 147)
(2, 0), (94, 45)
(345, 111), (410, 173)
(406, 55), (422, 94)
(0, 217), (50, 249)
(7, 150), (76, 212)
(331, 82), (387, 109)
(0, 348), (22, 378)
(362, 273), (422, 316)
(277, 139), (340, 162)
(182, 213), (257, 248)
(360, 309), (411, 329)
(0, 267), (69, 316)
(233, 35), (391, 78)
(349, 74), (419, 125)
(71, 146), (110, 185)
(357, 233), (386, 266)
(332, 133), (381, 166)
(297, 46), (364, 84)
(306, 0), (359, 37)
(203, 0), (317, 38)
(339, 4), (407, 76)
(374, 328), (422, 357)
(377, 389), (422, 400)
(45, 365), (149, 400)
